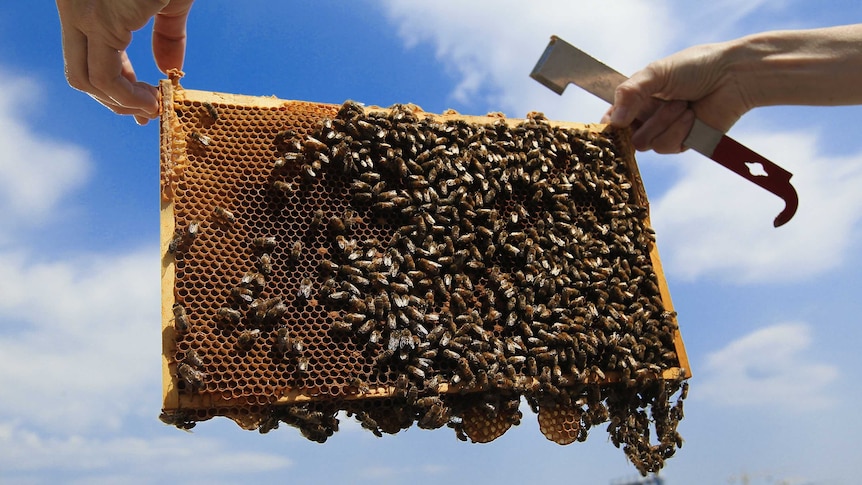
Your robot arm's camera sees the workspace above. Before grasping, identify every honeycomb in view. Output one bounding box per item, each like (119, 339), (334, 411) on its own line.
(159, 73), (691, 475)
(538, 403), (583, 445)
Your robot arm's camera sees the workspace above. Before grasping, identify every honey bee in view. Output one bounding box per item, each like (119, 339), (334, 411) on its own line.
(356, 320), (374, 336)
(177, 362), (205, 392)
(328, 215), (346, 234)
(231, 286), (254, 305)
(350, 377), (371, 394)
(347, 295), (367, 313)
(406, 365), (425, 379)
(341, 280), (361, 296)
(342, 209), (357, 232)
(309, 209), (325, 230)
(330, 319), (353, 333)
(300, 163), (316, 183)
(251, 236), (277, 252)
(159, 410), (196, 431)
(347, 274), (370, 288)
(317, 259), (338, 276)
(291, 337), (305, 356)
(167, 231), (184, 254)
(172, 303), (189, 333)
(213, 206), (236, 225)
(393, 374), (410, 399)
(418, 402), (449, 429)
(275, 326), (291, 354)
(304, 136), (328, 152)
(590, 365), (606, 380)
(216, 307), (241, 325)
(417, 258), (441, 275)
(297, 277), (313, 302)
(258, 253), (273, 276)
(368, 329), (382, 345)
(274, 129), (297, 145)
(355, 412), (383, 438)
(327, 290), (349, 303)
(248, 299), (267, 324)
(296, 357), (310, 374)
(240, 272), (266, 292)
(271, 180), (297, 197)
(202, 102), (218, 121)
(343, 312), (365, 325)
(189, 131), (212, 146)
(450, 292), (467, 315)
(457, 358), (475, 384)
(184, 349), (205, 368)
(265, 301), (288, 321)
(237, 329), (261, 351)
(187, 218), (200, 236)
(167, 219), (200, 254)
(289, 240), (303, 264)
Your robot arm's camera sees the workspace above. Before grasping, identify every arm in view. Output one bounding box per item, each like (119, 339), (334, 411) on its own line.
(56, 0), (194, 125)
(605, 24), (862, 153)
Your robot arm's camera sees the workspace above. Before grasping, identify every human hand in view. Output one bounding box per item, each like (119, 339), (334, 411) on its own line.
(603, 42), (754, 154)
(56, 0), (194, 125)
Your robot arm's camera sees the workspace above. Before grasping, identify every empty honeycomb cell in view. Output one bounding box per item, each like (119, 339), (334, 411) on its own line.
(161, 80), (689, 476)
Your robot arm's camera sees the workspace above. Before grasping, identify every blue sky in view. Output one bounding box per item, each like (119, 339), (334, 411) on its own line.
(2, 1), (862, 483)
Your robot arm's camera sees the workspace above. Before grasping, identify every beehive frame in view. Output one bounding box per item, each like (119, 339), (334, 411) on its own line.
(159, 74), (690, 474)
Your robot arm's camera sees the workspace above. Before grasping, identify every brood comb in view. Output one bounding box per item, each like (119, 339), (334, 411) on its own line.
(159, 76), (690, 476)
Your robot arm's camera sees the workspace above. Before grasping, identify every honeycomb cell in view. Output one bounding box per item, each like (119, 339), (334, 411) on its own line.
(160, 80), (690, 476)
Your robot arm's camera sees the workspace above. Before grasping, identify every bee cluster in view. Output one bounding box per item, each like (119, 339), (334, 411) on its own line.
(161, 90), (688, 476)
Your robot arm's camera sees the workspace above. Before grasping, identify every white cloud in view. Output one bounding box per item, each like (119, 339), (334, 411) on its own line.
(0, 247), (160, 434)
(0, 71), (91, 242)
(652, 129), (862, 282)
(697, 323), (838, 412)
(358, 464), (448, 480)
(377, 0), (676, 120)
(0, 422), (291, 480)
(0, 70), (160, 436)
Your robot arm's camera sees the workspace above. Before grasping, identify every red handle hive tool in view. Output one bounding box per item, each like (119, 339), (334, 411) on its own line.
(530, 35), (798, 227)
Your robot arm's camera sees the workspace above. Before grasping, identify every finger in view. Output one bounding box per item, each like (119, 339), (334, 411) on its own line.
(650, 109), (695, 154)
(630, 100), (688, 151)
(609, 64), (667, 127)
(59, 25), (150, 118)
(86, 91), (157, 118)
(87, 41), (159, 116)
(600, 107), (612, 124)
(608, 81), (644, 127)
(119, 49), (139, 84)
(59, 22), (101, 96)
(153, 0), (194, 73)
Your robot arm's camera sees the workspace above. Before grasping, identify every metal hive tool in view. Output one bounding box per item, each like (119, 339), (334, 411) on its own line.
(159, 73), (691, 476)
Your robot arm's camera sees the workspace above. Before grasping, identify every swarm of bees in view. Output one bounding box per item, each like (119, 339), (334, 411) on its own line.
(163, 96), (688, 477)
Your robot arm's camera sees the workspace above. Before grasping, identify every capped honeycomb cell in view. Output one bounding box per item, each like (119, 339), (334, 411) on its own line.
(159, 73), (690, 476)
